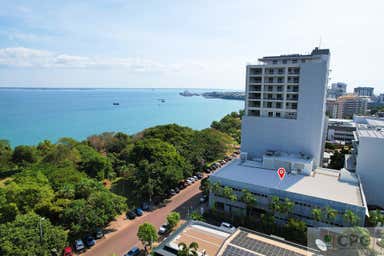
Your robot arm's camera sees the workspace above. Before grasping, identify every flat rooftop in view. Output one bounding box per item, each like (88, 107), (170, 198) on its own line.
(218, 229), (316, 256)
(357, 129), (384, 139)
(154, 221), (231, 256)
(154, 221), (316, 256)
(169, 223), (230, 256)
(211, 159), (364, 206)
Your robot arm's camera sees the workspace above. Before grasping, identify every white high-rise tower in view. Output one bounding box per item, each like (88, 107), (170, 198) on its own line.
(241, 48), (330, 167)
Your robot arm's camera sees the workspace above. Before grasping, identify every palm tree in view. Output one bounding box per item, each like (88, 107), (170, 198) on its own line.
(311, 208), (322, 222)
(211, 182), (222, 196)
(324, 206), (338, 222)
(343, 210), (360, 226)
(281, 198), (294, 216)
(241, 189), (256, 216)
(269, 196), (281, 214)
(223, 186), (237, 201)
(368, 210), (384, 227)
(178, 242), (199, 256)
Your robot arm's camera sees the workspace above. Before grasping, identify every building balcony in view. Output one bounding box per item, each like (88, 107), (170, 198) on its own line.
(248, 93), (261, 100)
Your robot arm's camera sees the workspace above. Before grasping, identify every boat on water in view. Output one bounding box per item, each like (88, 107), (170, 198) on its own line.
(113, 102), (120, 105)
(157, 98), (166, 103)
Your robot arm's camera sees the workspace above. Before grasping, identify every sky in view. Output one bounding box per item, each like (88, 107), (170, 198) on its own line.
(0, 0), (383, 92)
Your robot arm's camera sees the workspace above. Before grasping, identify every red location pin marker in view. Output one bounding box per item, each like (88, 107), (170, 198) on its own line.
(277, 167), (286, 180)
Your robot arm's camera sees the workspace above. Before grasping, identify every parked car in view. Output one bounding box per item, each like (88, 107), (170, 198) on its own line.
(220, 222), (236, 232)
(124, 246), (141, 256)
(186, 179), (193, 185)
(174, 187), (180, 193)
(135, 208), (144, 216)
(193, 175), (198, 181)
(179, 181), (186, 189)
(95, 228), (104, 239)
(74, 239), (85, 252)
(169, 189), (176, 196)
(84, 235), (96, 247)
(204, 168), (211, 174)
(158, 223), (169, 235)
(63, 246), (73, 256)
(200, 194), (208, 203)
(126, 210), (136, 220)
(141, 202), (150, 211)
(196, 173), (203, 179)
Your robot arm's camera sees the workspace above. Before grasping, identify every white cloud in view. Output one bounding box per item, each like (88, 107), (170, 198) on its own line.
(0, 47), (176, 72)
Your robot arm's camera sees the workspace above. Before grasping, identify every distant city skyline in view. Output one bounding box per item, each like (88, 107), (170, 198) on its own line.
(0, 0), (383, 91)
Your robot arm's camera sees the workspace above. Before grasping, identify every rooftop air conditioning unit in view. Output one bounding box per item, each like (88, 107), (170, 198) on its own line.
(240, 152), (248, 162)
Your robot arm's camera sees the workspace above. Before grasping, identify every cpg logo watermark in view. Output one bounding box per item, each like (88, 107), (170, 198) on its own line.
(308, 227), (384, 255)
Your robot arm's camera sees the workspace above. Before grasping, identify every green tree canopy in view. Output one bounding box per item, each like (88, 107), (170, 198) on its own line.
(130, 138), (190, 200)
(211, 111), (242, 143)
(0, 140), (12, 171)
(167, 211), (181, 229)
(0, 213), (67, 256)
(137, 222), (158, 251)
(12, 145), (38, 166)
(76, 144), (113, 179)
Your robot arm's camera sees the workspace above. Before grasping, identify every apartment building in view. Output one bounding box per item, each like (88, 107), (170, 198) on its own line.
(243, 47), (330, 168)
(354, 87), (374, 97)
(327, 82), (347, 99)
(336, 94), (368, 119)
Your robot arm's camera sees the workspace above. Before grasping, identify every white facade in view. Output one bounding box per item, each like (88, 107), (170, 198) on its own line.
(242, 48), (330, 167)
(209, 158), (367, 227)
(327, 118), (356, 142)
(353, 116), (384, 207)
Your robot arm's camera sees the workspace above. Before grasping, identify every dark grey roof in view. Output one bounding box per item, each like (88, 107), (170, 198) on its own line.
(260, 47), (330, 60)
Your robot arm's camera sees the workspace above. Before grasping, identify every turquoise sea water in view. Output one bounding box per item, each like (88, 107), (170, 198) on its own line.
(0, 88), (244, 147)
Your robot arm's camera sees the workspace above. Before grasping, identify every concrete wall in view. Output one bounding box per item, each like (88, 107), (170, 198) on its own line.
(241, 61), (328, 167)
(356, 136), (384, 207)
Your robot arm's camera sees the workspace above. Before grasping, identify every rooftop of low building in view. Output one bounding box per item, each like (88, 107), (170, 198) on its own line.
(210, 158), (364, 207)
(154, 221), (318, 256)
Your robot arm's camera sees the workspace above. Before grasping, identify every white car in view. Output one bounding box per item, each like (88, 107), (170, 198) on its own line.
(158, 224), (168, 235)
(220, 222), (236, 232)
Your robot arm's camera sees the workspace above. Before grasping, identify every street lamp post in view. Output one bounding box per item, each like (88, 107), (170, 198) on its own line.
(39, 217), (45, 245)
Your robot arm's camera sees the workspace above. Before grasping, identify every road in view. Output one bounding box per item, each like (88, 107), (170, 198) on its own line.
(83, 178), (205, 256)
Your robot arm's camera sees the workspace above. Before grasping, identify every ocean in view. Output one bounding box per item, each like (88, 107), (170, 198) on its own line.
(0, 88), (244, 147)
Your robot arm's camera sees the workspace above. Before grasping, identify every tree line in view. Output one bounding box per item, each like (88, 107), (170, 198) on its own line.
(0, 112), (240, 255)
